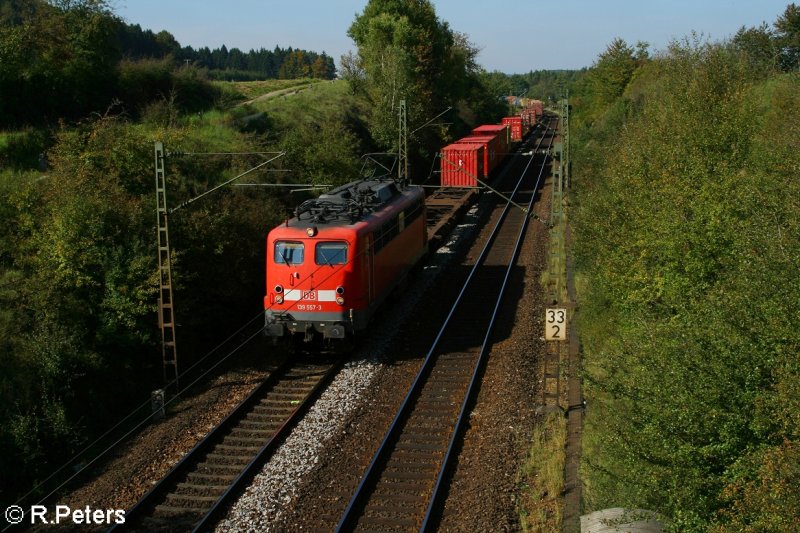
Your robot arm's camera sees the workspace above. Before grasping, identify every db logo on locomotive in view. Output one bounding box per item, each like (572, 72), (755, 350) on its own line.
(302, 290), (316, 301)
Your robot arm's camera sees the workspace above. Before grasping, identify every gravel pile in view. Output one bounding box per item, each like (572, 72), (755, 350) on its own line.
(216, 203), (482, 532)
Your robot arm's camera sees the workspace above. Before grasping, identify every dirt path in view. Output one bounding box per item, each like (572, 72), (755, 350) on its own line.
(240, 83), (317, 106)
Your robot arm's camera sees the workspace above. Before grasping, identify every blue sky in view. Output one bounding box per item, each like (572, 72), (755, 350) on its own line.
(113, 1), (791, 72)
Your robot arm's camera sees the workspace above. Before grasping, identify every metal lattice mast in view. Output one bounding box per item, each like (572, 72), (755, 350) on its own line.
(563, 92), (570, 188)
(398, 99), (408, 186)
(154, 142), (179, 389)
(541, 107), (568, 412)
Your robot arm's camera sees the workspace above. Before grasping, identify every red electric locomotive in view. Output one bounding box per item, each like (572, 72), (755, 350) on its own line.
(264, 179), (427, 347)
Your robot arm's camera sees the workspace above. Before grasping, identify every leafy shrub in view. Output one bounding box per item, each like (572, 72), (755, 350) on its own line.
(0, 129), (51, 170)
(117, 58), (174, 114)
(575, 38), (800, 531)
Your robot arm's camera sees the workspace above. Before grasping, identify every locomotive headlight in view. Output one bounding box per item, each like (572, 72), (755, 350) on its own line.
(306, 226), (317, 237)
(275, 294), (284, 304)
(336, 286), (345, 295)
(274, 285), (283, 293)
(335, 296), (345, 305)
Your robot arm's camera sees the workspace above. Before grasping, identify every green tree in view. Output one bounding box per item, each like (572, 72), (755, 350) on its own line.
(775, 3), (800, 70)
(586, 37), (637, 103)
(340, 50), (366, 95)
(0, 115), (160, 505)
(348, 0), (487, 176)
(479, 71), (515, 101)
(733, 23), (779, 73)
(153, 29), (180, 56)
(0, 0), (120, 126)
(278, 50), (311, 78)
(311, 55), (329, 79)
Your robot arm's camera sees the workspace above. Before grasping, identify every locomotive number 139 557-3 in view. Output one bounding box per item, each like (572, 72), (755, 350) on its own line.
(297, 304), (322, 311)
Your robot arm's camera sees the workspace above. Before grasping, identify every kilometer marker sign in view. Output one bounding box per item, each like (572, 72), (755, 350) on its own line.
(545, 308), (567, 341)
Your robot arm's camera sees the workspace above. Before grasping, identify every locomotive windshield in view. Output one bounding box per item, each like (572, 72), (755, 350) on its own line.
(315, 242), (348, 265)
(274, 241), (304, 265)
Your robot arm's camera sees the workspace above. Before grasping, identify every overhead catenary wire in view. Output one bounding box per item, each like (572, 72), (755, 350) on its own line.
(233, 183), (331, 188)
(422, 151), (440, 185)
(409, 106), (452, 137)
(359, 152), (397, 180)
(170, 151), (286, 213)
(167, 151), (284, 157)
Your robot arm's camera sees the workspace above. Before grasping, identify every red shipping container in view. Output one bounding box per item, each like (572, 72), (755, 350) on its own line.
(457, 135), (498, 177)
(440, 143), (484, 187)
(502, 116), (524, 142)
(528, 109), (538, 127)
(471, 125), (509, 157)
(523, 109), (536, 129)
(521, 113), (530, 134)
(471, 124), (509, 149)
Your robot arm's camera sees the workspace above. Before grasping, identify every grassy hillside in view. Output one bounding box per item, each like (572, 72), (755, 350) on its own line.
(216, 78), (322, 100)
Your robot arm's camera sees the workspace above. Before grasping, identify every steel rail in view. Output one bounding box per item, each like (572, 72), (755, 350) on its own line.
(189, 358), (341, 532)
(110, 358), (342, 532)
(335, 120), (553, 532)
(421, 121), (554, 531)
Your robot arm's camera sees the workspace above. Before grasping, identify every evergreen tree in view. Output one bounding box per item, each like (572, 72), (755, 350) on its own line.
(775, 2), (800, 70)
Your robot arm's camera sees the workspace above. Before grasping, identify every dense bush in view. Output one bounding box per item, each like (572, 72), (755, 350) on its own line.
(0, 0), (120, 126)
(0, 129), (51, 169)
(0, 112), (290, 507)
(573, 29), (800, 533)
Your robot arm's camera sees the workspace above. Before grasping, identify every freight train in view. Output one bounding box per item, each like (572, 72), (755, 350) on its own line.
(440, 100), (543, 187)
(263, 100), (543, 347)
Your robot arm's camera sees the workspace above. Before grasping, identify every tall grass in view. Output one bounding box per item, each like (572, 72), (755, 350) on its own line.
(518, 413), (566, 532)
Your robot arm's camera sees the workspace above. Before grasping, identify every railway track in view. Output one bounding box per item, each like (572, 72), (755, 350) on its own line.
(112, 358), (341, 532)
(335, 121), (555, 532)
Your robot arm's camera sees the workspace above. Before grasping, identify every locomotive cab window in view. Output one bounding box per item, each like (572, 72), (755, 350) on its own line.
(316, 242), (348, 265)
(274, 241), (304, 265)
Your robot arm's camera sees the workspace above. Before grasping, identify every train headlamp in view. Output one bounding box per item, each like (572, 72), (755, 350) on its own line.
(275, 294), (284, 304)
(335, 296), (345, 305)
(336, 286), (345, 295)
(274, 285), (283, 293)
(306, 226), (317, 237)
